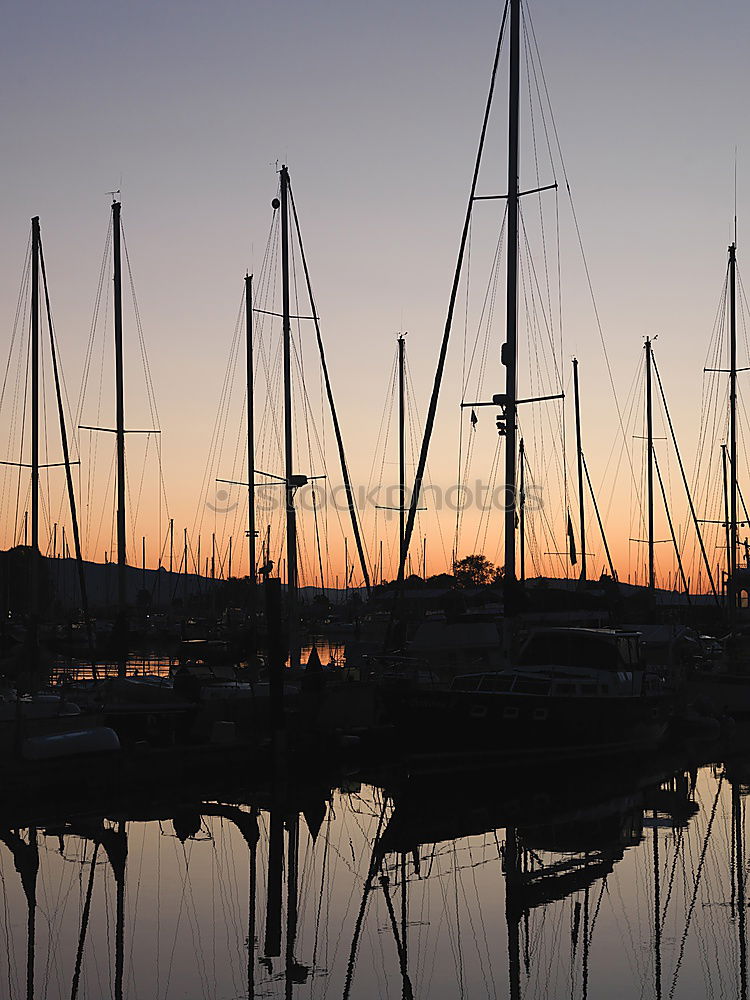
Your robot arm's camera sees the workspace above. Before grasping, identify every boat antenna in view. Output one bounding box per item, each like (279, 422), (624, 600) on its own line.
(734, 147), (738, 246)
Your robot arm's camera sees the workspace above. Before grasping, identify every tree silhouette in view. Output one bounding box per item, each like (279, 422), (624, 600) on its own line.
(454, 554), (496, 588)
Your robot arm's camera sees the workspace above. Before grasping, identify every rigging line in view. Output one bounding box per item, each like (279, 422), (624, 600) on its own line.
(474, 435), (502, 558)
(522, 9), (555, 360)
(0, 234), (31, 536)
(369, 354), (398, 577)
(207, 311), (243, 538)
(288, 183), (372, 593)
(456, 218), (506, 560)
(120, 221), (165, 446)
(378, 865), (415, 1000)
(456, 214), (474, 560)
(91, 450), (116, 563)
(404, 358), (450, 569)
(13, 306), (32, 546)
(693, 284), (729, 533)
(397, 0), (509, 591)
(0, 232), (31, 421)
(38, 235), (92, 619)
(86, 253), (113, 557)
(693, 271), (730, 496)
(652, 355), (719, 601)
(75, 217), (112, 432)
(518, 203), (563, 394)
(668, 775), (724, 1000)
(131, 434), (152, 538)
(525, 8), (642, 519)
(192, 294), (244, 542)
(462, 211), (507, 399)
(518, 211), (567, 524)
(342, 799), (390, 1000)
(739, 269), (750, 365)
(70, 843), (99, 1000)
(523, 0), (558, 188)
(289, 228), (320, 588)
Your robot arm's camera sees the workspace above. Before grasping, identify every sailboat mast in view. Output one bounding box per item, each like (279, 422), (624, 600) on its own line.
(729, 241), (738, 613)
(723, 444), (731, 595)
(112, 201), (127, 618)
(572, 358), (586, 581)
(398, 333), (406, 561)
(502, 0), (521, 613)
(30, 217), (40, 619)
(519, 438), (526, 583)
(733, 776), (748, 999)
(280, 167), (298, 648)
(246, 274), (256, 589)
(505, 826), (522, 1000)
(645, 337), (655, 593)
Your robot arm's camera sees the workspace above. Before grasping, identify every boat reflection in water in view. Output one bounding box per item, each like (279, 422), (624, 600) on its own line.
(1, 746), (750, 999)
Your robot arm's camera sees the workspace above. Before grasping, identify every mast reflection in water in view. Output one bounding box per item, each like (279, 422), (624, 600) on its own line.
(0, 755), (749, 999)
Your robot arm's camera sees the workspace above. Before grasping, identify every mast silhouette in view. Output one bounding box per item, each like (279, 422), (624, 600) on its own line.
(398, 333), (406, 561)
(501, 0), (521, 646)
(280, 166), (299, 666)
(572, 358), (586, 582)
(113, 202), (127, 634)
(31, 218), (40, 632)
(519, 438), (526, 582)
(729, 241), (738, 618)
(246, 274), (257, 592)
(645, 337), (655, 593)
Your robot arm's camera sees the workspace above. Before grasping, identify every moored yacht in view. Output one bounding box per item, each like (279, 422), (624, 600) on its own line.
(383, 626), (672, 760)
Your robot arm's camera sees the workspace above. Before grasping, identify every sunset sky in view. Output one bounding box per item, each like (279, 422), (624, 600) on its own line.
(2, 0), (750, 591)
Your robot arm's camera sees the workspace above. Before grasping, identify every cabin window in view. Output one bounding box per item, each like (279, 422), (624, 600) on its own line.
(480, 675), (513, 692)
(532, 708), (548, 721)
(514, 678), (549, 695)
(520, 634), (621, 671)
(452, 676), (481, 691)
(503, 707), (520, 720)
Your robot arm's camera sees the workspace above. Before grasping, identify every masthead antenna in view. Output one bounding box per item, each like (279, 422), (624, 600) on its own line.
(734, 146), (738, 246)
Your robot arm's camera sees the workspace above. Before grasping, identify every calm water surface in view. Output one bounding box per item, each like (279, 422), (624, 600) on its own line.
(50, 640), (346, 681)
(1, 755), (748, 998)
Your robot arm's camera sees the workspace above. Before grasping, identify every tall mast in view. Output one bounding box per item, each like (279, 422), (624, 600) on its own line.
(398, 333), (406, 561)
(733, 775), (748, 1000)
(280, 166), (298, 659)
(246, 274), (257, 591)
(505, 826), (522, 1000)
(502, 0), (521, 627)
(729, 241), (738, 616)
(645, 337), (655, 593)
(572, 358), (586, 582)
(519, 438), (526, 582)
(30, 217), (40, 620)
(113, 201), (127, 622)
(723, 443), (731, 596)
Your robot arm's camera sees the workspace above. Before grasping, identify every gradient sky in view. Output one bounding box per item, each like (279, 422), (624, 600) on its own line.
(2, 0), (750, 589)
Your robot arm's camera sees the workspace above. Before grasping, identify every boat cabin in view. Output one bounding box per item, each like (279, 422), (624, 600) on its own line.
(518, 628), (643, 673)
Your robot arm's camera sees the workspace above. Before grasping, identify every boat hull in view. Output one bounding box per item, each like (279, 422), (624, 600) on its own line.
(383, 686), (672, 761)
